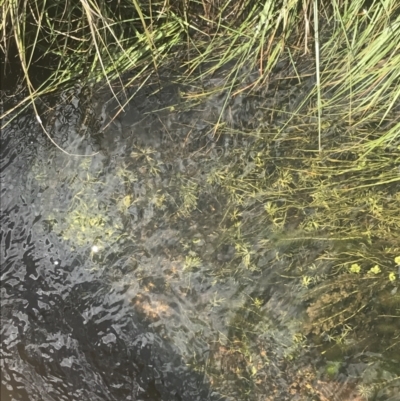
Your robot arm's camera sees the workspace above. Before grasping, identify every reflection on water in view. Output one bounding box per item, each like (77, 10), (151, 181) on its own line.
(1, 77), (399, 401)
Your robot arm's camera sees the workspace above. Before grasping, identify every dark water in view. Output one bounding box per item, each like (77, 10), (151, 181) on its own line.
(0, 85), (228, 401)
(1, 73), (399, 401)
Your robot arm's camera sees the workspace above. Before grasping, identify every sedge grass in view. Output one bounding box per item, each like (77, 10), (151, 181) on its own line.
(3, 0), (398, 151)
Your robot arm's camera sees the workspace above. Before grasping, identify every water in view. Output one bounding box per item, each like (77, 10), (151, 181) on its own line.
(0, 85), (225, 401)
(1, 71), (399, 401)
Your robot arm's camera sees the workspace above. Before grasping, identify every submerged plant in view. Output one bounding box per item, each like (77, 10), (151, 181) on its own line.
(3, 1), (400, 399)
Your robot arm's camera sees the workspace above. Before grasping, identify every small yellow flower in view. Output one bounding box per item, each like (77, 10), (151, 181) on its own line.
(394, 256), (400, 265)
(389, 272), (396, 282)
(350, 263), (361, 274)
(368, 265), (381, 275)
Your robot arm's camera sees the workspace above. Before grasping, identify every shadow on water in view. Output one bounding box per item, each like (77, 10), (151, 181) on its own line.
(1, 66), (400, 401)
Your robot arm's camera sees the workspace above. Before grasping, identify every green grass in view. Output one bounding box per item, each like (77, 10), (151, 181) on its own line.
(2, 1), (399, 148)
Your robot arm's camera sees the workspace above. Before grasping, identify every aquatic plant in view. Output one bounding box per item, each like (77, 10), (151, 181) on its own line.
(3, 0), (400, 399)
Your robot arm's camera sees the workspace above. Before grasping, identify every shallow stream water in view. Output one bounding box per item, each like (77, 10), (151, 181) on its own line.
(1, 70), (399, 401)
